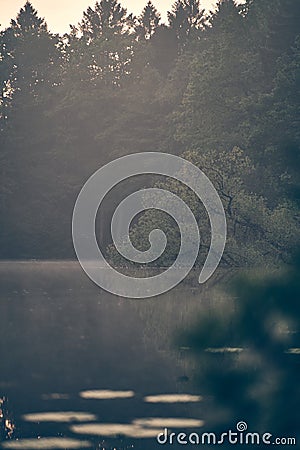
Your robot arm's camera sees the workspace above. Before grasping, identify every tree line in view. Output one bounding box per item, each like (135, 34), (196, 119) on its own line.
(0, 0), (299, 263)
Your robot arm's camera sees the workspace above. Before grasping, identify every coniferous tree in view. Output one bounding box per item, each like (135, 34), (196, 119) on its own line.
(245, 0), (300, 80)
(136, 1), (161, 40)
(0, 31), (14, 121)
(79, 0), (128, 39)
(242, 36), (300, 198)
(0, 0), (299, 263)
(3, 2), (59, 96)
(66, 0), (134, 86)
(168, 0), (206, 45)
(172, 0), (256, 152)
(0, 3), (64, 258)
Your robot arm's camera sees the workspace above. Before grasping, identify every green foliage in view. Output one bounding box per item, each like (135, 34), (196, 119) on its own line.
(108, 148), (299, 268)
(2, 2), (59, 95)
(78, 0), (129, 39)
(0, 0), (299, 261)
(136, 1), (161, 40)
(180, 255), (300, 437)
(168, 0), (206, 45)
(172, 1), (261, 152)
(243, 36), (300, 187)
(65, 1), (135, 87)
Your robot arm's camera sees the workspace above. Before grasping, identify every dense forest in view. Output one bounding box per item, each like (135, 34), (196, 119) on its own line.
(0, 0), (299, 264)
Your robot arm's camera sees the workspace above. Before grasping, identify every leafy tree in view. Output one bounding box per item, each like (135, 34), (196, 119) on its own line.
(108, 147), (299, 268)
(180, 255), (300, 440)
(178, 46), (300, 439)
(0, 0), (299, 263)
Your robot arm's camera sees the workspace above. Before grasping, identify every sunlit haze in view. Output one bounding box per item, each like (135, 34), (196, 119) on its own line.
(0, 0), (221, 34)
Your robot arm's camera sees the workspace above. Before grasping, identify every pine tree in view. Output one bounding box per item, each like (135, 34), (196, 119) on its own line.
(0, 31), (14, 120)
(79, 0), (128, 40)
(66, 0), (135, 86)
(0, 3), (62, 258)
(172, 0), (256, 152)
(167, 0), (206, 45)
(2, 2), (59, 95)
(136, 1), (161, 40)
(245, 0), (300, 80)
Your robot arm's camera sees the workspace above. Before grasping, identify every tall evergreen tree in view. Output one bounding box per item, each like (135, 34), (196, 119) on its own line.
(0, 0), (299, 262)
(136, 1), (161, 40)
(244, 0), (300, 80)
(242, 36), (300, 197)
(172, 0), (256, 152)
(79, 0), (128, 39)
(66, 0), (134, 86)
(168, 0), (206, 45)
(3, 2), (59, 96)
(0, 31), (13, 113)
(0, 3), (63, 258)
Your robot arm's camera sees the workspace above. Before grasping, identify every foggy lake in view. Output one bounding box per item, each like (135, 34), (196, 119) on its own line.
(0, 261), (233, 449)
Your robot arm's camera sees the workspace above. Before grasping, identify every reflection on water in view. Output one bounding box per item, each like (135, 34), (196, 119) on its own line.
(0, 261), (228, 449)
(133, 417), (204, 428)
(71, 417), (204, 439)
(2, 437), (91, 448)
(0, 397), (15, 440)
(205, 347), (300, 354)
(71, 422), (163, 438)
(205, 347), (243, 353)
(41, 393), (70, 400)
(144, 394), (202, 403)
(80, 390), (135, 400)
(286, 348), (300, 354)
(22, 412), (97, 423)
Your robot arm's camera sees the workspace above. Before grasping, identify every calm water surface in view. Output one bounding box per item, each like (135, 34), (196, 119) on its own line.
(0, 262), (232, 449)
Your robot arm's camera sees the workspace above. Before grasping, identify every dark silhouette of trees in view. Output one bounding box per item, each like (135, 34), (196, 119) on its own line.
(168, 0), (206, 44)
(180, 253), (300, 441)
(79, 0), (128, 38)
(0, 0), (299, 261)
(2, 2), (59, 95)
(136, 1), (161, 40)
(0, 3), (299, 447)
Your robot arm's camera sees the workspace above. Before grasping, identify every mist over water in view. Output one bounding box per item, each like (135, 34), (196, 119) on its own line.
(0, 261), (231, 449)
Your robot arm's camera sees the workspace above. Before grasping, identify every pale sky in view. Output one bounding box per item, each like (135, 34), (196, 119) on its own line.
(0, 0), (220, 34)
